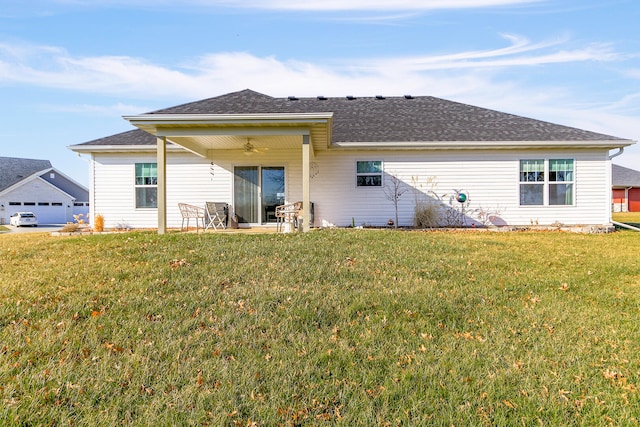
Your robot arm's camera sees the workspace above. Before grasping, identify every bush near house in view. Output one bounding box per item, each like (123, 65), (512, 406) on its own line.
(1, 230), (639, 426)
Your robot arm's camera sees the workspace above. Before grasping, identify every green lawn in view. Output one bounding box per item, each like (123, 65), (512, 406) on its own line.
(1, 230), (639, 426)
(613, 212), (640, 227)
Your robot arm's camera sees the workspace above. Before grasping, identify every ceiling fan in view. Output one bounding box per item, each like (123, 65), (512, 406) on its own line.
(243, 138), (268, 155)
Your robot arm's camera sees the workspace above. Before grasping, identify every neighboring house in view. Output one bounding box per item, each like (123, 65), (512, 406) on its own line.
(0, 156), (90, 225)
(69, 89), (635, 233)
(612, 164), (640, 212)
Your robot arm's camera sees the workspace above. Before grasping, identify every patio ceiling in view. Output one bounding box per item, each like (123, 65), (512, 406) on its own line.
(124, 113), (333, 157)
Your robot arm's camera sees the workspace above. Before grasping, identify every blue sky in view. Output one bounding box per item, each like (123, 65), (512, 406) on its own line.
(1, 0), (638, 186)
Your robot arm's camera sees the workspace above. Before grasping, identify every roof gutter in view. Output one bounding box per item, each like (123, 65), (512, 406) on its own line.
(609, 147), (625, 160)
(68, 144), (186, 154)
(332, 140), (634, 150)
(124, 113), (334, 133)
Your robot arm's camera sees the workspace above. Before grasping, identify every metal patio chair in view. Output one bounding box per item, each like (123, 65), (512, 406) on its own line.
(178, 203), (206, 232)
(275, 201), (302, 232)
(205, 202), (228, 231)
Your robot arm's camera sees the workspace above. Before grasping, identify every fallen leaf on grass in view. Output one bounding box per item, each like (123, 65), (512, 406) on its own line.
(105, 342), (124, 353)
(502, 400), (517, 409)
(169, 259), (190, 269)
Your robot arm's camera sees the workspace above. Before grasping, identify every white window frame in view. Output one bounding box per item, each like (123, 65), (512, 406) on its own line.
(356, 160), (383, 188)
(519, 158), (575, 206)
(135, 163), (158, 209)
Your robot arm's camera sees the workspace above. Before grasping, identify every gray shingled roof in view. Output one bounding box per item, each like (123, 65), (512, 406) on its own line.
(0, 156), (52, 192)
(74, 89), (627, 147)
(152, 89), (625, 142)
(78, 129), (158, 147)
(613, 164), (640, 187)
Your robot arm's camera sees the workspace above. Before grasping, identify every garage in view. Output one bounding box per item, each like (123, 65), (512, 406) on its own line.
(6, 202), (69, 224)
(629, 188), (640, 212)
(1, 157), (90, 226)
(612, 164), (640, 213)
(29, 203), (68, 224)
(612, 189), (626, 212)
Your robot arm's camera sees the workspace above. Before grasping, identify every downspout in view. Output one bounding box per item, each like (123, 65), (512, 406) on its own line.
(612, 221), (640, 232)
(609, 147), (624, 160)
(625, 186), (632, 212)
(607, 147), (625, 221)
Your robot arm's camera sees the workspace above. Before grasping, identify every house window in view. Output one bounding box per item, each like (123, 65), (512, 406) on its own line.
(519, 159), (574, 206)
(135, 163), (158, 208)
(549, 159), (574, 205)
(356, 161), (383, 187)
(519, 160), (544, 205)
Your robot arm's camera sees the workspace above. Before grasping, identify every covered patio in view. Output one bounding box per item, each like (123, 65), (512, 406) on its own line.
(124, 113), (333, 234)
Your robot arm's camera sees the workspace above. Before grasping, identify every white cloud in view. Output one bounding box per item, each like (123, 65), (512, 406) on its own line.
(50, 0), (542, 11)
(0, 35), (622, 99)
(356, 35), (619, 72)
(1, 36), (637, 165)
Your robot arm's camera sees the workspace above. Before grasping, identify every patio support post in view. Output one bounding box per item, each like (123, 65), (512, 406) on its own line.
(157, 136), (167, 234)
(302, 134), (311, 232)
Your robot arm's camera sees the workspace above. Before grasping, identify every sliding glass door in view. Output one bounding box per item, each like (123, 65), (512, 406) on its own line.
(234, 166), (284, 224)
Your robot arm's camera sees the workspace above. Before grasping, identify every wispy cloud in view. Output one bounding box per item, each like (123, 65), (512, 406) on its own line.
(0, 35), (622, 100)
(43, 102), (151, 115)
(51, 0), (543, 11)
(355, 35), (620, 72)
(1, 35), (637, 165)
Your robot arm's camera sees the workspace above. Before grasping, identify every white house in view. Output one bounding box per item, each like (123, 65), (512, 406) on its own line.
(69, 89), (635, 233)
(0, 157), (90, 225)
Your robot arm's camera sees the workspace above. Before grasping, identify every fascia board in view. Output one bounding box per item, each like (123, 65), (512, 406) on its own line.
(67, 144), (187, 154)
(0, 174), (75, 201)
(331, 139), (636, 150)
(124, 112), (334, 122)
(0, 169), (50, 197)
(124, 113), (334, 131)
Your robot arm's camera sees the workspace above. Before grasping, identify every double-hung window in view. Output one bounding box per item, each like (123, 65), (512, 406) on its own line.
(519, 160), (544, 205)
(519, 159), (574, 206)
(135, 163), (158, 208)
(356, 161), (383, 187)
(548, 159), (574, 205)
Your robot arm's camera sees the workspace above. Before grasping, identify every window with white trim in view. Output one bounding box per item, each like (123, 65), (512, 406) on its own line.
(548, 159), (574, 205)
(135, 163), (158, 208)
(519, 159), (574, 206)
(356, 161), (383, 187)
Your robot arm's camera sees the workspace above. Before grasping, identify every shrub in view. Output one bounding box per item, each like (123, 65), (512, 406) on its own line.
(414, 202), (440, 228)
(60, 223), (80, 232)
(94, 214), (105, 232)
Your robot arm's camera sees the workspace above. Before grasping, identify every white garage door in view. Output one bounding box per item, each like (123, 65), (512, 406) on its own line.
(27, 204), (67, 224)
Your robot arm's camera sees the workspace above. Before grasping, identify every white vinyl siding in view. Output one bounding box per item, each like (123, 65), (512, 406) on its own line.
(89, 148), (612, 229)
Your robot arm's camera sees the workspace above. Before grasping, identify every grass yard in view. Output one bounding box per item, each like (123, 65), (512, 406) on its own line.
(613, 212), (640, 228)
(1, 229), (639, 426)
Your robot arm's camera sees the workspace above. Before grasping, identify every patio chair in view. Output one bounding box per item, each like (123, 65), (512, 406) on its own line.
(178, 203), (206, 232)
(275, 201), (302, 232)
(205, 202), (228, 231)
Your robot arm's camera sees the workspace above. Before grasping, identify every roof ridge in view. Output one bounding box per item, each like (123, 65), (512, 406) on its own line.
(148, 88), (273, 114)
